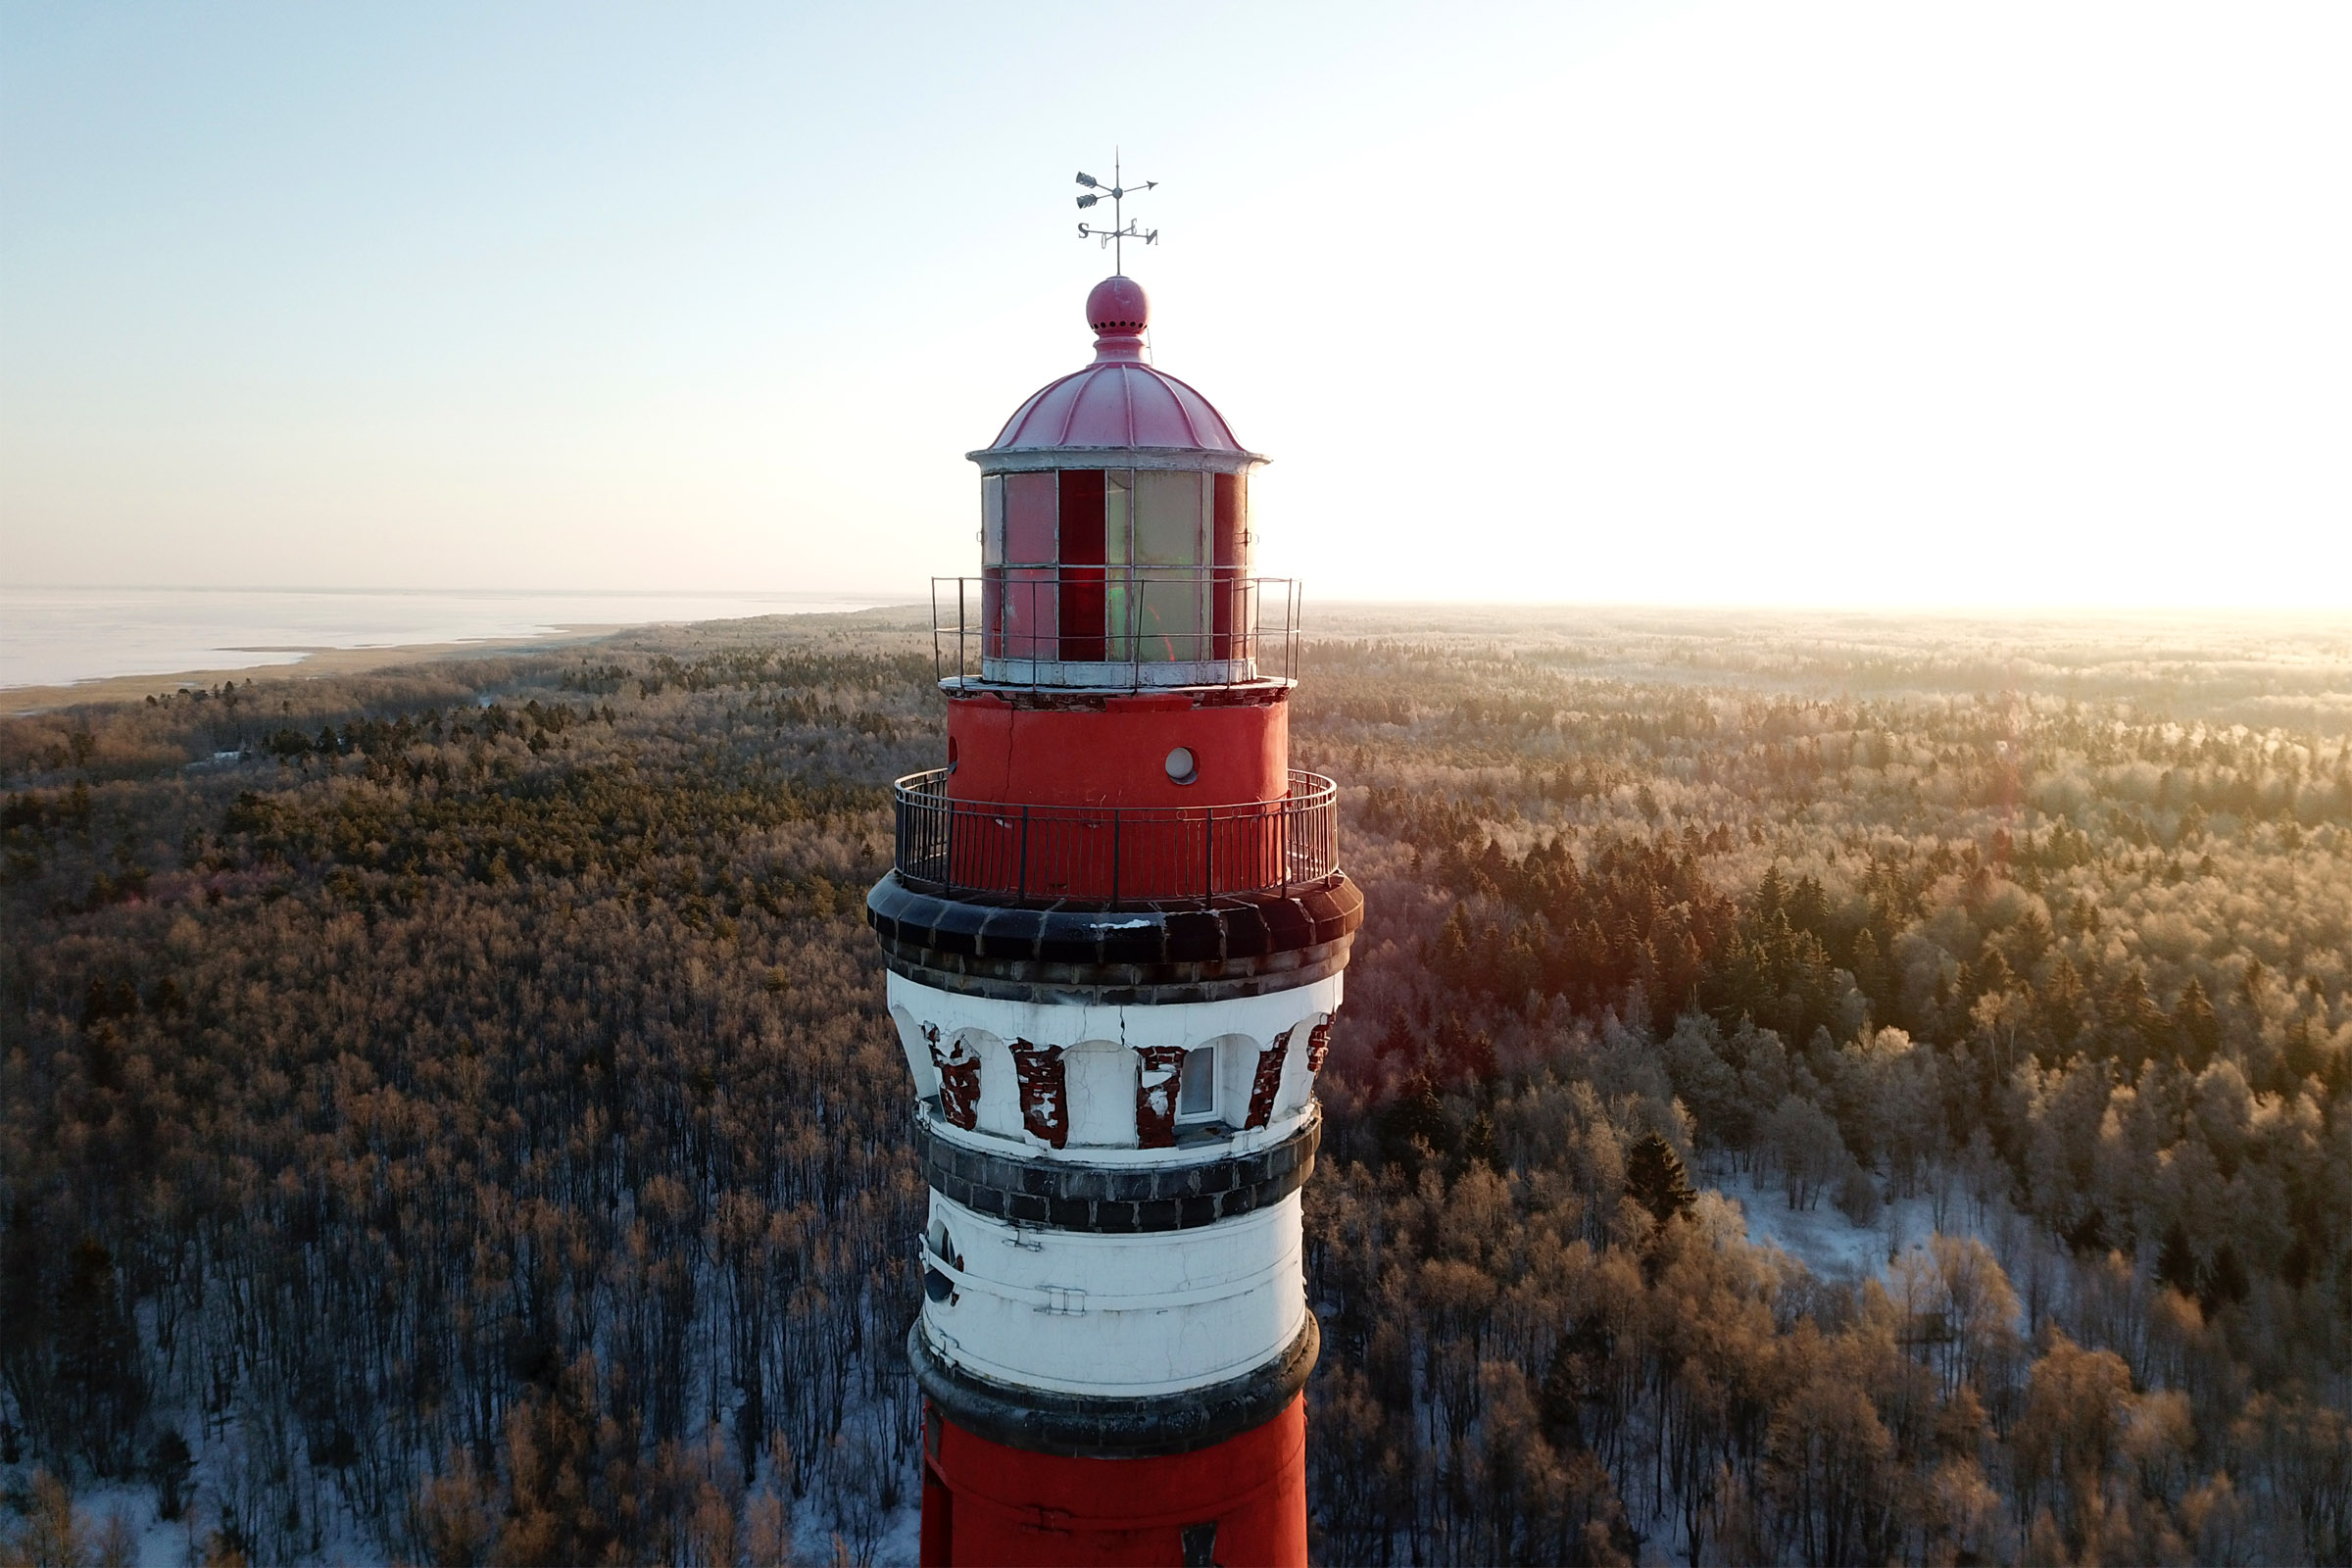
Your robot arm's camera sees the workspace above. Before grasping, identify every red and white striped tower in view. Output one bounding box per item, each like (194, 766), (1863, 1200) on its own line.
(868, 273), (1361, 1566)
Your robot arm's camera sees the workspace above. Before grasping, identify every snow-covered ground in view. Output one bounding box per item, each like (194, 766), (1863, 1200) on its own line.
(6, 1458), (921, 1568)
(793, 1490), (921, 1568)
(0, 1477), (192, 1568)
(1708, 1165), (1959, 1283)
(876, 1501), (922, 1566)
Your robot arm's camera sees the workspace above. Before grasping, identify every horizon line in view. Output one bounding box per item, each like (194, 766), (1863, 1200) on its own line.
(5, 583), (2349, 618)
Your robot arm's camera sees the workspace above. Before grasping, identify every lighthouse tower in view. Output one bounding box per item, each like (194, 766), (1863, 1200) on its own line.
(867, 273), (1360, 1566)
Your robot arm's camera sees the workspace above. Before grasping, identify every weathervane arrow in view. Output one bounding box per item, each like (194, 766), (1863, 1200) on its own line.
(1074, 151), (1157, 274)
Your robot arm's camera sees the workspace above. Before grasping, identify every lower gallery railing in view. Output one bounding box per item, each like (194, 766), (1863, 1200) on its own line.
(891, 769), (1339, 905)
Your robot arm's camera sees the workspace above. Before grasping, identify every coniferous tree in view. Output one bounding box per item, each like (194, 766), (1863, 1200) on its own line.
(1622, 1132), (1695, 1228)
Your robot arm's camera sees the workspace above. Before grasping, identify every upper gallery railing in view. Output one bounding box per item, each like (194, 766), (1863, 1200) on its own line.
(891, 768), (1340, 905)
(931, 571), (1302, 689)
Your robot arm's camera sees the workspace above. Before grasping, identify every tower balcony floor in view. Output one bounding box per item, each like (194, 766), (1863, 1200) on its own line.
(866, 867), (1361, 1005)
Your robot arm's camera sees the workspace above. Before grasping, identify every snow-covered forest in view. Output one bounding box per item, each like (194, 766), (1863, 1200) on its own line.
(3, 606), (2348, 1565)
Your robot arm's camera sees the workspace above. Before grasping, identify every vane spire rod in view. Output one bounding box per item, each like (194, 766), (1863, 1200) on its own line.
(1075, 149), (1158, 274)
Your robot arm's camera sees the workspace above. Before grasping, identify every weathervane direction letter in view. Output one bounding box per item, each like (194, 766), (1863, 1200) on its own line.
(1070, 153), (1159, 275)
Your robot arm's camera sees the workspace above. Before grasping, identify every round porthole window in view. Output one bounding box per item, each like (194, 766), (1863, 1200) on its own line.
(1165, 747), (1198, 785)
(925, 1222), (959, 1304)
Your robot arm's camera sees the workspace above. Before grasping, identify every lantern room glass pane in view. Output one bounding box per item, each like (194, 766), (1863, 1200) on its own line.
(1211, 471), (1245, 659)
(1212, 472), (1246, 568)
(981, 475), (1006, 566)
(1133, 470), (1205, 565)
(1103, 471), (1133, 562)
(1056, 470), (1107, 662)
(1003, 568), (1056, 660)
(1132, 471), (1206, 662)
(1004, 472), (1056, 565)
(1136, 579), (1205, 662)
(1057, 471), (1106, 566)
(1103, 471), (1135, 662)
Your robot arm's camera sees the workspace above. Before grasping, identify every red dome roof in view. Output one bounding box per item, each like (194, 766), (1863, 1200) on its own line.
(983, 277), (1247, 455)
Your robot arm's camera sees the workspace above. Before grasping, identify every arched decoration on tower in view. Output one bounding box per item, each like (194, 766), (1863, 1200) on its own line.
(1009, 1039), (1069, 1149)
(925, 1025), (981, 1131)
(1134, 1044), (1189, 1149)
(1246, 1025), (1295, 1130)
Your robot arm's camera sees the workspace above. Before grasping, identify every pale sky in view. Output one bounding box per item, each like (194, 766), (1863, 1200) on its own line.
(4, 2), (2347, 608)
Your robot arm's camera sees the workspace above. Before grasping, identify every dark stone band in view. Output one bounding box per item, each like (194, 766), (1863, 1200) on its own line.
(922, 1109), (1319, 1234)
(933, 677), (1290, 711)
(877, 935), (1351, 1006)
(866, 872), (1363, 1004)
(909, 1315), (1319, 1459)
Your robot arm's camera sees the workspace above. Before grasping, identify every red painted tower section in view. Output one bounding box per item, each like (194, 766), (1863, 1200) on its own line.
(922, 1397), (1307, 1566)
(870, 275), (1359, 1566)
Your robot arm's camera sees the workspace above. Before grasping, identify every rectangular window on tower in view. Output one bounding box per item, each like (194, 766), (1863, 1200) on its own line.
(1176, 1046), (1215, 1122)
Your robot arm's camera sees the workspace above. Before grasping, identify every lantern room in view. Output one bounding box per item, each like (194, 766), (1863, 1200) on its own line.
(944, 276), (1294, 689)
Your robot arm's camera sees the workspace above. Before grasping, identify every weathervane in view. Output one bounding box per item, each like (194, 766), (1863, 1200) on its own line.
(1075, 153), (1157, 274)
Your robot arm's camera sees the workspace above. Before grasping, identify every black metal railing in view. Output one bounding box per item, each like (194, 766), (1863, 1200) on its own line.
(891, 768), (1340, 905)
(931, 571), (1302, 689)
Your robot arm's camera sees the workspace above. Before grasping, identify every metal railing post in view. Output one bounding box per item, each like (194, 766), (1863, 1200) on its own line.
(1280, 798), (1291, 897)
(1290, 582), (1300, 681)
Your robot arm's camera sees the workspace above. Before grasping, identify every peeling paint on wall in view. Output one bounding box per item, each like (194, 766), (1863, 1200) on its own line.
(1304, 1013), (1336, 1075)
(927, 1024), (982, 1130)
(1245, 1026), (1293, 1129)
(1134, 1045), (1188, 1149)
(1009, 1039), (1069, 1148)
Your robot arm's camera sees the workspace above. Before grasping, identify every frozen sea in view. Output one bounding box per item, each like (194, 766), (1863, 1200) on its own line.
(0, 585), (902, 690)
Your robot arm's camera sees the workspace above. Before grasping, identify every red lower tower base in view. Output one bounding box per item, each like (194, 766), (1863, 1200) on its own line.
(920, 1396), (1306, 1568)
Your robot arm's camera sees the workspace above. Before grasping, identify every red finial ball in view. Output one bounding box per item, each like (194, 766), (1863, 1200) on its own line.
(1086, 275), (1150, 334)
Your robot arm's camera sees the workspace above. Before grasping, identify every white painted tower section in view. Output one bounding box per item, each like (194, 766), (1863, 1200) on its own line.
(891, 970), (1339, 1400)
(923, 1183), (1307, 1396)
